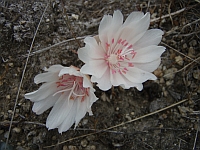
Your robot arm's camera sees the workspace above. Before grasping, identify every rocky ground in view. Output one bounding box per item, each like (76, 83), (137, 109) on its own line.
(0, 0), (200, 150)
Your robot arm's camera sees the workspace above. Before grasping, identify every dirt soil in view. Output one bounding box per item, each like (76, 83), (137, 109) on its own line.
(0, 0), (200, 150)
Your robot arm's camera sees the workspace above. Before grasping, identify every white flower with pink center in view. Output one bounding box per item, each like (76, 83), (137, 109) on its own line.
(25, 65), (98, 133)
(78, 10), (165, 91)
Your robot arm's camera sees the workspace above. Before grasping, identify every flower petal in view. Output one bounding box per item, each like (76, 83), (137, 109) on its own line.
(123, 11), (145, 26)
(45, 65), (64, 72)
(91, 67), (112, 91)
(80, 61), (108, 78)
(32, 94), (59, 115)
(120, 13), (150, 44)
(24, 82), (57, 102)
(74, 98), (88, 127)
(34, 72), (59, 84)
(134, 58), (161, 72)
(132, 45), (165, 63)
(123, 67), (157, 84)
(46, 92), (73, 129)
(133, 29), (164, 49)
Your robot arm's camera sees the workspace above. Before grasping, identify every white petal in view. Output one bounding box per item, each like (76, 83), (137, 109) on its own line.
(99, 10), (123, 50)
(34, 72), (59, 84)
(32, 94), (59, 115)
(133, 45), (165, 63)
(91, 67), (112, 91)
(24, 82), (57, 102)
(83, 75), (93, 88)
(123, 67), (157, 83)
(110, 71), (128, 87)
(74, 98), (88, 127)
(134, 58), (161, 72)
(120, 13), (150, 44)
(58, 100), (78, 133)
(80, 61), (108, 78)
(45, 65), (64, 72)
(78, 46), (89, 63)
(46, 92), (73, 129)
(133, 29), (164, 49)
(123, 11), (145, 26)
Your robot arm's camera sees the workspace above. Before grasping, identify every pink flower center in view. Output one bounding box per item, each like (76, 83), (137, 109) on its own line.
(55, 75), (89, 101)
(104, 38), (137, 74)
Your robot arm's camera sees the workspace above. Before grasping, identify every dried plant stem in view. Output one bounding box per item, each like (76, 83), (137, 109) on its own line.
(22, 35), (90, 57)
(150, 8), (185, 23)
(163, 56), (200, 78)
(22, 8), (186, 57)
(44, 98), (188, 148)
(192, 118), (199, 150)
(161, 42), (200, 65)
(5, 4), (48, 149)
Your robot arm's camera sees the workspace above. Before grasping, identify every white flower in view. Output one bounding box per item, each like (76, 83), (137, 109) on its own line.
(78, 10), (165, 91)
(25, 65), (98, 133)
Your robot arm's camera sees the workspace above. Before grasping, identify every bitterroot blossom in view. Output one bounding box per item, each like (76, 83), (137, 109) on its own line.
(78, 10), (165, 91)
(24, 65), (98, 133)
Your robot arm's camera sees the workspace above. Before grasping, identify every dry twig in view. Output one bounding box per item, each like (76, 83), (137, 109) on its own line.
(5, 4), (48, 149)
(43, 99), (188, 148)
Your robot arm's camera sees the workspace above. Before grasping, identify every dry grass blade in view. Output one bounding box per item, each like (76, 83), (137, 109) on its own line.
(192, 118), (199, 150)
(150, 8), (185, 23)
(22, 35), (91, 57)
(161, 42), (200, 65)
(43, 99), (188, 148)
(5, 4), (48, 149)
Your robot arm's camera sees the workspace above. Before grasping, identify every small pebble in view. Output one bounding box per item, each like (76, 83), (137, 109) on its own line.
(182, 43), (187, 49)
(0, 130), (4, 134)
(175, 55), (183, 66)
(68, 145), (78, 150)
(164, 68), (177, 80)
(116, 107), (119, 111)
(193, 70), (200, 80)
(81, 139), (88, 148)
(130, 112), (135, 115)
(6, 95), (10, 99)
(82, 119), (88, 125)
(12, 127), (21, 133)
(46, 18), (50, 22)
(63, 145), (69, 150)
(154, 68), (163, 77)
(125, 114), (132, 121)
(4, 131), (9, 138)
(166, 80), (174, 86)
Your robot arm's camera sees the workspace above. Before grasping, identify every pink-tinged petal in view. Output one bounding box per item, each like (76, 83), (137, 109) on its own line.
(46, 92), (73, 129)
(123, 11), (145, 26)
(83, 37), (105, 59)
(132, 45), (165, 63)
(133, 29), (164, 49)
(78, 46), (90, 63)
(83, 75), (93, 88)
(57, 101), (77, 133)
(74, 98), (88, 127)
(80, 61), (108, 78)
(88, 89), (99, 104)
(24, 82), (57, 102)
(45, 64), (64, 72)
(120, 13), (150, 44)
(110, 70), (128, 87)
(120, 81), (143, 91)
(99, 10), (123, 50)
(91, 67), (112, 91)
(134, 58), (161, 72)
(34, 72), (59, 84)
(123, 67), (157, 84)
(32, 94), (59, 115)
